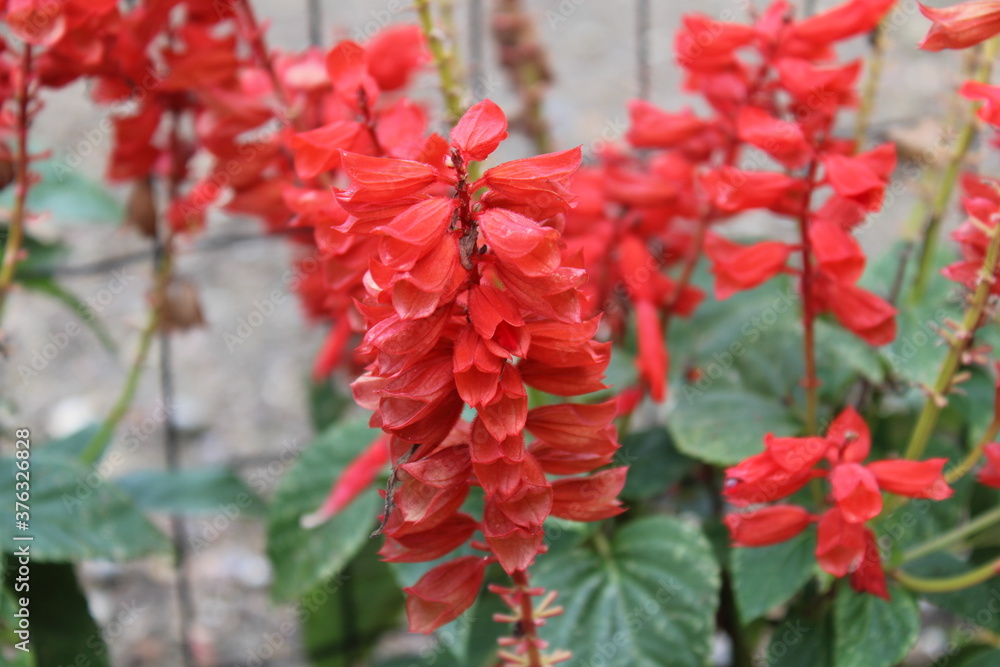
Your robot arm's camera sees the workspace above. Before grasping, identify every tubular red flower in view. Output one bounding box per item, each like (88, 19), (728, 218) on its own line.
(919, 0), (1000, 50)
(403, 556), (489, 634)
(725, 505), (814, 547)
(830, 463), (883, 524)
(867, 458), (953, 500)
(704, 234), (792, 299)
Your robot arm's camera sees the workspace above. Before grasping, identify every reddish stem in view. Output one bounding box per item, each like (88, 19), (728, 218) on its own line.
(511, 570), (544, 667)
(797, 156), (821, 434)
(0, 44), (33, 323)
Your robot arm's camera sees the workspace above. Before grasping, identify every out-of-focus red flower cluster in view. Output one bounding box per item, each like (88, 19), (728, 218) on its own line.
(724, 407), (952, 599)
(558, 0), (899, 405)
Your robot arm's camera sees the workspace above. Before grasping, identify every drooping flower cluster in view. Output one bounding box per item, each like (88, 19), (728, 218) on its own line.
(558, 0), (899, 405)
(724, 407), (952, 598)
(332, 100), (624, 650)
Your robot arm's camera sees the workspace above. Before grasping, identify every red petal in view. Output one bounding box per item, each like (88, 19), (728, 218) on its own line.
(451, 99), (509, 162)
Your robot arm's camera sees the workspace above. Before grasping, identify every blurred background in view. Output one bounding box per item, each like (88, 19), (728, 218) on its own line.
(0, 0), (974, 664)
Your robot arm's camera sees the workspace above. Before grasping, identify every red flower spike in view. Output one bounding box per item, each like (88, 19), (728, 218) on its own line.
(978, 444), (1000, 488)
(867, 458), (953, 500)
(705, 234), (792, 299)
(725, 505), (814, 548)
(830, 463), (883, 523)
(404, 556), (489, 634)
(451, 99), (509, 162)
(919, 0), (1000, 50)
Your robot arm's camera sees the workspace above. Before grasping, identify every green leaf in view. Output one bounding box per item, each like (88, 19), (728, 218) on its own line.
(308, 380), (354, 431)
(955, 648), (1000, 667)
(18, 277), (117, 352)
(669, 389), (799, 465)
(764, 610), (834, 667)
(532, 516), (721, 667)
(267, 418), (383, 601)
(115, 467), (265, 516)
(302, 540), (404, 666)
(3, 560), (108, 666)
(0, 161), (123, 227)
(833, 585), (919, 667)
(41, 424), (101, 460)
(619, 427), (695, 501)
(731, 531), (817, 623)
(0, 452), (170, 561)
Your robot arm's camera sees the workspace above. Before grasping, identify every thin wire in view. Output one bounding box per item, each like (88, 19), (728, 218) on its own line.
(636, 0), (651, 100)
(468, 0), (483, 102)
(307, 0), (322, 48)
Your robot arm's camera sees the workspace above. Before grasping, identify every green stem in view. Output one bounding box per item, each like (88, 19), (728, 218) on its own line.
(895, 555), (1000, 593)
(947, 417), (1000, 484)
(913, 37), (999, 299)
(414, 0), (466, 127)
(854, 22), (886, 151)
(902, 216), (1000, 461)
(80, 255), (171, 465)
(903, 505), (1000, 564)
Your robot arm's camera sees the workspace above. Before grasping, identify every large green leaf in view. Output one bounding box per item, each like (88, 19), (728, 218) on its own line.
(267, 418), (383, 601)
(301, 540), (404, 666)
(731, 531), (817, 623)
(0, 452), (169, 561)
(669, 389), (799, 465)
(532, 516), (720, 667)
(0, 161), (122, 227)
(833, 585), (919, 667)
(116, 467), (265, 516)
(765, 609), (834, 667)
(618, 427), (695, 501)
(3, 560), (108, 666)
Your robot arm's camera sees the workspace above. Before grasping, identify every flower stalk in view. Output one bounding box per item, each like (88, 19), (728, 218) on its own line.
(903, 208), (1000, 461)
(0, 44), (33, 324)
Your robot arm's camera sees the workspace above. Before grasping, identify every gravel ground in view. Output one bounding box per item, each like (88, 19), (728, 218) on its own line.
(0, 0), (976, 665)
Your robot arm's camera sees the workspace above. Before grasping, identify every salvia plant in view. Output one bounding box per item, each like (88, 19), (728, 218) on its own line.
(3, 0), (1000, 666)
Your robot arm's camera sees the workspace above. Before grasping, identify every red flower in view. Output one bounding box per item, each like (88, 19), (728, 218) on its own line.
(626, 99), (708, 149)
(736, 106), (812, 168)
(816, 508), (867, 577)
(550, 468), (628, 522)
(850, 530), (889, 599)
(821, 281), (897, 346)
(301, 436), (390, 528)
(704, 234), (792, 299)
(978, 443), (1000, 488)
(919, 0), (1000, 51)
(725, 505), (814, 547)
(701, 167), (798, 212)
(404, 556), (489, 634)
(867, 458), (953, 500)
(830, 463), (883, 523)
